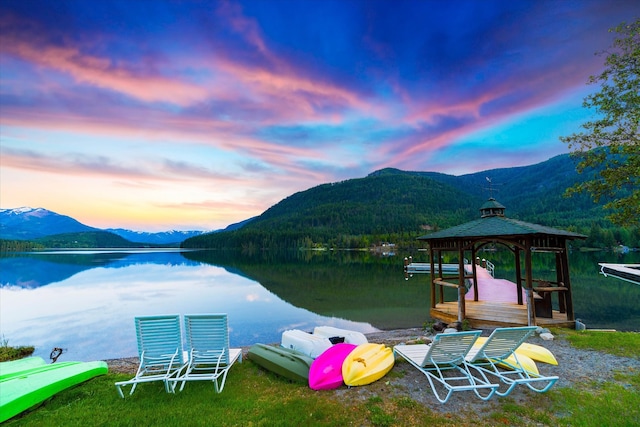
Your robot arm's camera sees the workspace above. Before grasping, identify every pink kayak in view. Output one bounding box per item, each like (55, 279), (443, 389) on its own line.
(308, 343), (357, 390)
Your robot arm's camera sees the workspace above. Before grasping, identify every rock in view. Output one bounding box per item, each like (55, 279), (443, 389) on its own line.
(432, 321), (447, 332)
(540, 332), (555, 341)
(575, 319), (586, 331)
(448, 321), (463, 331)
(443, 328), (459, 334)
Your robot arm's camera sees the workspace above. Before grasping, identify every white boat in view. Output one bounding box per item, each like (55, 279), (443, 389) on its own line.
(313, 326), (368, 345)
(281, 329), (332, 358)
(598, 263), (640, 285)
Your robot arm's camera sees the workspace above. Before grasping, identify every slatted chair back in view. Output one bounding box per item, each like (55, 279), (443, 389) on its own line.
(184, 314), (230, 365)
(423, 330), (482, 366)
(474, 326), (536, 361)
(136, 314), (184, 365)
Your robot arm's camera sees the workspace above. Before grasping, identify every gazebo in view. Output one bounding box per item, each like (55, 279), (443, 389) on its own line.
(416, 198), (587, 329)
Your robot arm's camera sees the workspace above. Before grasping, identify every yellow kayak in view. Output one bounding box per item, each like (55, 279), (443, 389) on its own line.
(342, 343), (394, 386)
(474, 337), (558, 365)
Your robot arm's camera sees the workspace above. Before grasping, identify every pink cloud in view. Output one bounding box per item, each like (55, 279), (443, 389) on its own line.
(1, 37), (207, 107)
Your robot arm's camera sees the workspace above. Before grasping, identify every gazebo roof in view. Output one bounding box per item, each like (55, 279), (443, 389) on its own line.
(418, 198), (587, 242)
(418, 216), (587, 241)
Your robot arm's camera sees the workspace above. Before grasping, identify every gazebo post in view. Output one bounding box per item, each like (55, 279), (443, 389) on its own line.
(437, 249), (444, 304)
(471, 245), (479, 301)
(525, 242), (536, 326)
(555, 251), (566, 313)
(515, 248), (523, 305)
(560, 245), (575, 321)
(429, 246), (436, 310)
(457, 245), (466, 322)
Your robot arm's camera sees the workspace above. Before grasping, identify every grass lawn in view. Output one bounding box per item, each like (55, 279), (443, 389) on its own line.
(2, 330), (639, 426)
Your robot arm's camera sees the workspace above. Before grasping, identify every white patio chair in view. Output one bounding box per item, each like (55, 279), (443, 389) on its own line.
(169, 313), (242, 393)
(115, 314), (184, 397)
(465, 326), (559, 396)
(393, 330), (498, 403)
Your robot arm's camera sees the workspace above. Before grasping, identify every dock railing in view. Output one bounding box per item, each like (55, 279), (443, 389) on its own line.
(485, 259), (495, 278)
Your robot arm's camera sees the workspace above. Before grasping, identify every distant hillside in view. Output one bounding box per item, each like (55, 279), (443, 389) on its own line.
(0, 207), (98, 240)
(407, 154), (602, 228)
(34, 231), (149, 249)
(183, 154), (611, 250)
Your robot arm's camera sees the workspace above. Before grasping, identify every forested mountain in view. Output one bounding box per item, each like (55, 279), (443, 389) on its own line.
(183, 154), (636, 250)
(183, 172), (482, 250)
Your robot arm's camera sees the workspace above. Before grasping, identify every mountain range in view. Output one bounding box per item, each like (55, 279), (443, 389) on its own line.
(0, 207), (205, 244)
(182, 153), (612, 249)
(0, 153), (616, 248)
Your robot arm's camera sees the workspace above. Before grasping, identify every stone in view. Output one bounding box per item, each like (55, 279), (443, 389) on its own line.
(443, 328), (459, 334)
(432, 321), (447, 332)
(540, 332), (555, 341)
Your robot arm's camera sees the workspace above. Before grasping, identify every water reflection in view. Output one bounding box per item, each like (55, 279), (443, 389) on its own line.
(1, 249), (638, 363)
(0, 250), (383, 362)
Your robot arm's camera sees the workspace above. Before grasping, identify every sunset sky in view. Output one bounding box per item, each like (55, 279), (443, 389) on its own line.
(1, 0), (638, 232)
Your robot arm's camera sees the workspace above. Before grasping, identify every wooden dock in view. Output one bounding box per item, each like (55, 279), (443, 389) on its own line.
(431, 301), (575, 329)
(412, 262), (576, 328)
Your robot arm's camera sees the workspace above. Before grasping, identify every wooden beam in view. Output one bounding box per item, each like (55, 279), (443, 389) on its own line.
(433, 279), (460, 288)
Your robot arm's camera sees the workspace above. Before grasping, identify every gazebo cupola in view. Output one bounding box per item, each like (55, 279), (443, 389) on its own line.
(480, 198), (505, 218)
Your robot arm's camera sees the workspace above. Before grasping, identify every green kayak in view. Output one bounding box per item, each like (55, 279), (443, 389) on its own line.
(248, 343), (314, 383)
(0, 356), (47, 380)
(0, 358), (108, 422)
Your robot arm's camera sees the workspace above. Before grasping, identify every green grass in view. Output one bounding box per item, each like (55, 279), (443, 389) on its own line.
(3, 331), (639, 426)
(551, 370), (640, 427)
(3, 362), (452, 427)
(0, 336), (34, 361)
(554, 329), (640, 358)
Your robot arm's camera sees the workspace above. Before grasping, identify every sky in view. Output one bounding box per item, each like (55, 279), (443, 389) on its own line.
(1, 0), (638, 232)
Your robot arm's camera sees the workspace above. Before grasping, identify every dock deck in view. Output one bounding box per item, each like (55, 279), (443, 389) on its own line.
(412, 262), (575, 328)
(431, 301), (575, 329)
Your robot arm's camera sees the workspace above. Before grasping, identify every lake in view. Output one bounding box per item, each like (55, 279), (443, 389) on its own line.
(1, 249), (638, 362)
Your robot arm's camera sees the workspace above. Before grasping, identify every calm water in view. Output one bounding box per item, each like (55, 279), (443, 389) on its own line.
(1, 249), (638, 362)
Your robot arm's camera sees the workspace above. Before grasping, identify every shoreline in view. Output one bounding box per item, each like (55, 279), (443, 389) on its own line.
(105, 327), (428, 374)
(103, 327), (640, 414)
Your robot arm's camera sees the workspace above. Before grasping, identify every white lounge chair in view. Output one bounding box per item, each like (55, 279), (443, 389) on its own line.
(115, 314), (184, 398)
(170, 314), (242, 393)
(465, 326), (559, 396)
(393, 330), (498, 403)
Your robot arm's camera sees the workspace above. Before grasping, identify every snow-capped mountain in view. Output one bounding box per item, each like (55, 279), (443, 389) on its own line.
(106, 228), (206, 244)
(0, 207), (98, 240)
(0, 207), (209, 244)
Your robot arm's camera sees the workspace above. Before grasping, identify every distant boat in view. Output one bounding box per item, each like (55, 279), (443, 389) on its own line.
(599, 263), (640, 285)
(403, 262), (460, 274)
